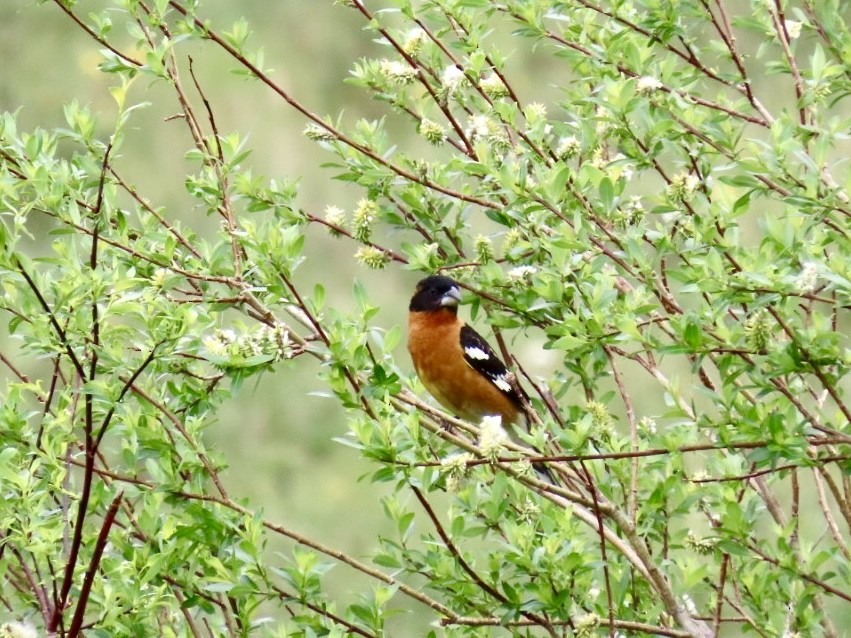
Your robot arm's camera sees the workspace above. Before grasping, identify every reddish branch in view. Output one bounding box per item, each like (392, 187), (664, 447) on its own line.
(67, 492), (124, 638)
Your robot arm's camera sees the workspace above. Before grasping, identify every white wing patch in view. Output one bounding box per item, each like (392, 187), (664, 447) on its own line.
(459, 324), (521, 403)
(492, 374), (513, 393)
(464, 345), (490, 361)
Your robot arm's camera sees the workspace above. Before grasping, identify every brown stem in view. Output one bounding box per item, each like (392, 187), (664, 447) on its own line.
(67, 491), (124, 637)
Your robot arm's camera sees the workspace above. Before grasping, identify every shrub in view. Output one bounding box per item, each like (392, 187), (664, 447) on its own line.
(1, 1), (849, 636)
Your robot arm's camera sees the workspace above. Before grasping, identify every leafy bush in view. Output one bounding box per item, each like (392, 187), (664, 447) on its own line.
(1, 1), (849, 636)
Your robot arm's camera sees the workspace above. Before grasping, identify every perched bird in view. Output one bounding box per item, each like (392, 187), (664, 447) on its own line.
(408, 274), (558, 485)
(407, 274), (524, 427)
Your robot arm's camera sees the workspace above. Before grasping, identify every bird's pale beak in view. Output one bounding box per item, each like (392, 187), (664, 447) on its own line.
(440, 286), (461, 307)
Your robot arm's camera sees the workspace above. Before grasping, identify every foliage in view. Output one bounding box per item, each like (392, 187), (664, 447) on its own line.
(1, 0), (850, 637)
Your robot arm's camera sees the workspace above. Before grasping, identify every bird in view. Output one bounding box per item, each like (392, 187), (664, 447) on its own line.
(407, 274), (525, 428)
(407, 274), (559, 485)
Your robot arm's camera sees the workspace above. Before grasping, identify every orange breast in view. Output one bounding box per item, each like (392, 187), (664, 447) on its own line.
(408, 310), (520, 425)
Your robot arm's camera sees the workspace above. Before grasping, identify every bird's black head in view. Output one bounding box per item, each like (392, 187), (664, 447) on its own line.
(409, 275), (462, 312)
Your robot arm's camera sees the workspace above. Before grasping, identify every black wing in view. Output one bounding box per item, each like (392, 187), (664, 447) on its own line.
(459, 324), (522, 406)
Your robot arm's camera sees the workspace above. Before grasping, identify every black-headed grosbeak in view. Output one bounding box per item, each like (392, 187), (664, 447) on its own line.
(407, 275), (523, 427)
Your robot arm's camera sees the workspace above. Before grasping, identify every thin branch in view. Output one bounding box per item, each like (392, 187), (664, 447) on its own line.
(442, 614), (691, 637)
(67, 491), (124, 638)
(93, 344), (160, 450)
(747, 542), (851, 604)
(7, 544), (53, 627)
(410, 486), (559, 637)
(605, 346), (639, 525)
(50, 0), (143, 68)
(812, 468), (851, 561)
(166, 0), (502, 211)
(502, 6), (768, 126)
(712, 554), (730, 637)
(124, 379), (230, 500)
(15, 259), (87, 381)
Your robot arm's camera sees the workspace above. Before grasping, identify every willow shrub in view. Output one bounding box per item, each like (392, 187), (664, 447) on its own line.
(1, 1), (850, 637)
